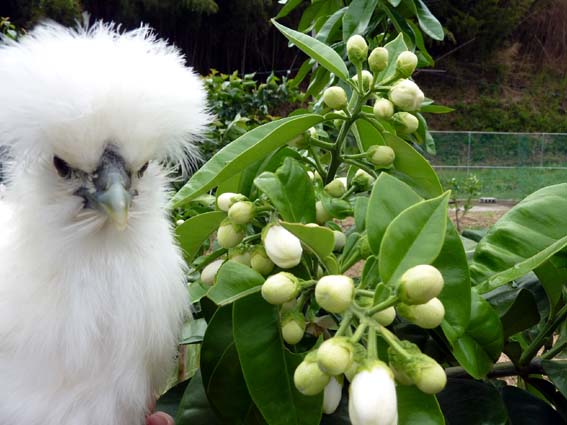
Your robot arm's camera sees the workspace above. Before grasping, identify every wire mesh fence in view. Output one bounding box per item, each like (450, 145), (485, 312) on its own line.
(429, 131), (567, 200)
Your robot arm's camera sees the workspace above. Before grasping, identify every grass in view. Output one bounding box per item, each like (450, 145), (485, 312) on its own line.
(437, 167), (567, 200)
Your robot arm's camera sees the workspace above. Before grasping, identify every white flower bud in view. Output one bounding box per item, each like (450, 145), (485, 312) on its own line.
(412, 355), (447, 394)
(366, 145), (395, 168)
(347, 35), (368, 64)
(352, 70), (373, 91)
(228, 201), (255, 225)
(315, 275), (354, 313)
(201, 259), (224, 286)
(373, 98), (394, 120)
(323, 86), (348, 110)
(389, 79), (424, 111)
(324, 178), (347, 198)
(281, 311), (306, 345)
(250, 245), (274, 276)
(399, 264), (444, 305)
(175, 219), (185, 226)
(349, 361), (397, 425)
(352, 169), (375, 191)
(316, 201), (332, 224)
(391, 112), (419, 135)
(263, 225), (303, 269)
(261, 272), (300, 305)
(333, 230), (346, 251)
(294, 353), (330, 396)
(398, 297), (445, 329)
(323, 377), (343, 415)
(228, 247), (251, 266)
(217, 192), (247, 212)
(317, 337), (353, 376)
(396, 51), (418, 77)
(368, 47), (389, 73)
(217, 220), (245, 249)
(372, 306), (396, 326)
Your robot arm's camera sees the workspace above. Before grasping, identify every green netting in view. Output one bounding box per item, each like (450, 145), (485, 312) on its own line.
(429, 132), (567, 200)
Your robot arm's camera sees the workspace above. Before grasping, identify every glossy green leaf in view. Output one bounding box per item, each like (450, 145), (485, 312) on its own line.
(208, 261), (265, 306)
(352, 118), (386, 152)
(397, 386), (445, 425)
(233, 293), (323, 425)
(446, 291), (503, 378)
(254, 157), (316, 223)
(342, 0), (379, 40)
(501, 385), (565, 425)
(180, 318), (208, 345)
(379, 191), (450, 285)
(170, 114), (324, 208)
(376, 33), (408, 82)
(272, 20), (349, 81)
(542, 359), (567, 400)
(384, 133), (443, 198)
(316, 7), (347, 43)
(175, 371), (222, 425)
(281, 221), (335, 259)
(535, 259), (566, 314)
(200, 305), (259, 424)
(471, 183), (567, 293)
(275, 0), (303, 19)
(437, 379), (508, 425)
(485, 286), (540, 338)
(189, 280), (209, 303)
(415, 0), (444, 41)
(176, 211), (226, 263)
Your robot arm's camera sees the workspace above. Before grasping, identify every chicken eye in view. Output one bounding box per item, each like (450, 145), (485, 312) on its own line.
(53, 156), (72, 179)
(137, 162), (149, 178)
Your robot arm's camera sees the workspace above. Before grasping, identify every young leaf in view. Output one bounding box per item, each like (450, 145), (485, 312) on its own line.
(342, 0), (379, 40)
(281, 221), (335, 260)
(275, 0), (303, 19)
(208, 261), (265, 306)
(169, 114), (324, 208)
(375, 31), (408, 82)
(254, 157), (316, 223)
(379, 191), (450, 285)
(272, 20), (349, 81)
(176, 211), (227, 263)
(415, 0), (444, 41)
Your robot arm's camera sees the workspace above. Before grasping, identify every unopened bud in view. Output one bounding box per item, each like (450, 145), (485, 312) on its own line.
(201, 259), (224, 286)
(317, 337), (353, 376)
(263, 225), (303, 269)
(288, 132), (310, 149)
(217, 192), (247, 212)
(315, 275), (354, 313)
(217, 219), (245, 248)
(396, 51), (418, 77)
(323, 376), (343, 415)
(352, 169), (375, 191)
(250, 245), (274, 276)
(389, 79), (424, 112)
(368, 47), (389, 73)
(366, 145), (395, 168)
(294, 352), (330, 396)
(333, 230), (346, 251)
(228, 201), (255, 225)
(261, 272), (300, 305)
(323, 86), (348, 110)
(325, 178), (347, 198)
(397, 297), (445, 329)
(352, 70), (373, 91)
(281, 311), (306, 345)
(316, 201), (332, 224)
(228, 247), (251, 266)
(412, 355), (447, 394)
(346, 35), (368, 64)
(373, 98), (394, 120)
(399, 264), (444, 305)
(372, 306), (396, 326)
(392, 112), (419, 135)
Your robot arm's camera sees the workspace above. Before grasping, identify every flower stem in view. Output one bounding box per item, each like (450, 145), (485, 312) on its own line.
(335, 311), (353, 337)
(351, 322), (368, 343)
(344, 159), (377, 177)
(366, 296), (399, 316)
(367, 327), (378, 360)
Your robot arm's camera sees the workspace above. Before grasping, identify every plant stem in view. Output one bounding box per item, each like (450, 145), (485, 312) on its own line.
(343, 152), (368, 160)
(310, 138), (335, 150)
(542, 339), (567, 360)
(351, 322), (368, 343)
(367, 327), (378, 360)
(356, 289), (375, 297)
(341, 186), (357, 200)
(519, 303), (567, 366)
(335, 311), (353, 337)
(341, 248), (362, 273)
(307, 145), (325, 177)
(366, 296), (399, 316)
(344, 159), (377, 177)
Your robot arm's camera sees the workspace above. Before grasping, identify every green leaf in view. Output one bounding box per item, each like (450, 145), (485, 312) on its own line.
(501, 385), (565, 425)
(354, 196), (369, 232)
(376, 33), (408, 82)
(316, 7), (347, 43)
(176, 211), (226, 263)
(170, 114), (324, 208)
(446, 291), (503, 379)
(254, 157), (316, 223)
(189, 280), (210, 303)
(471, 183), (567, 293)
(384, 133), (443, 198)
(535, 259), (566, 314)
(180, 318), (208, 344)
(485, 286), (540, 338)
(320, 193), (353, 219)
(415, 0), (444, 41)
(281, 221), (335, 260)
(275, 0), (303, 19)
(352, 118), (385, 152)
(437, 379), (508, 425)
(379, 191), (450, 285)
(201, 305), (259, 423)
(233, 293), (323, 425)
(272, 20), (349, 81)
(175, 371), (222, 425)
(208, 261), (265, 306)
(542, 359), (567, 400)
(397, 386), (445, 425)
(342, 0), (379, 40)
(419, 104), (454, 114)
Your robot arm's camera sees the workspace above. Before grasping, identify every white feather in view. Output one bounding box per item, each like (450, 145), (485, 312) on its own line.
(0, 21), (209, 425)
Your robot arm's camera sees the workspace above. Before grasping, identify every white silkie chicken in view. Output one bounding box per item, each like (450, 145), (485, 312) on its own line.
(0, 21), (209, 425)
